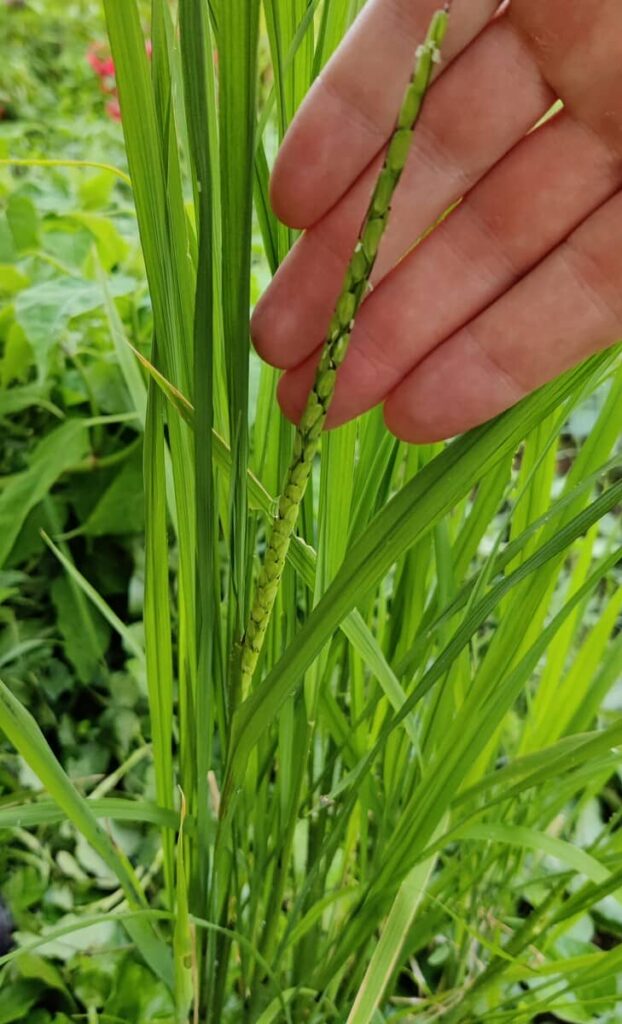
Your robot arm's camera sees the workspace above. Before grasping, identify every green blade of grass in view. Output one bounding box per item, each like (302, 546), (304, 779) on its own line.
(41, 531), (146, 664)
(223, 353), (616, 808)
(0, 676), (174, 989)
(143, 379), (176, 903)
(347, 820), (445, 1024)
(317, 545), (621, 987)
(218, 0), (260, 682)
(453, 823), (609, 885)
(104, 0), (197, 815)
(179, 0), (219, 829)
(0, 910), (174, 972)
(372, 547), (622, 898)
(130, 342), (419, 739)
(0, 797), (180, 832)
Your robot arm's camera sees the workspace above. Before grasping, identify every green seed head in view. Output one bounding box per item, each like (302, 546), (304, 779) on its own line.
(282, 502), (300, 527)
(299, 397), (323, 435)
(285, 482), (302, 504)
(317, 367), (337, 400)
(336, 290), (356, 327)
(413, 48), (434, 93)
(331, 331), (351, 367)
(290, 458), (311, 487)
(350, 247), (369, 284)
(278, 492), (292, 518)
(387, 128), (413, 173)
(265, 546), (279, 567)
(263, 561), (278, 582)
(372, 169), (394, 216)
(398, 83), (423, 129)
(272, 517), (288, 541)
(362, 215), (385, 261)
(318, 348), (334, 375)
(328, 312), (342, 341)
(258, 579), (279, 608)
(432, 8), (449, 48)
(306, 416), (325, 444)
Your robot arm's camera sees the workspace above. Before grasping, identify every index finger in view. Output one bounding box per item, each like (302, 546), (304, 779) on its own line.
(271, 0), (501, 229)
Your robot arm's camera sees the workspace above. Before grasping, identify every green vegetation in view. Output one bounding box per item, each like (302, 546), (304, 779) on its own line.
(0, 1), (621, 1022)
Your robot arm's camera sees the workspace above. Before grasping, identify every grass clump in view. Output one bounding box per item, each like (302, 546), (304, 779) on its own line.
(0, 1), (620, 1022)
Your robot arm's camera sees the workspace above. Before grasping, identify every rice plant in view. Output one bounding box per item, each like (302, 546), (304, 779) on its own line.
(1, 1), (621, 1022)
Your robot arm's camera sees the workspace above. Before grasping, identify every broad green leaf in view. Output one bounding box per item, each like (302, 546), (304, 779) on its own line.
(0, 420), (88, 567)
(68, 212), (128, 269)
(0, 384), (60, 418)
(6, 193), (39, 252)
(80, 451), (145, 537)
(0, 980), (40, 1024)
(15, 274), (135, 375)
(51, 575), (110, 684)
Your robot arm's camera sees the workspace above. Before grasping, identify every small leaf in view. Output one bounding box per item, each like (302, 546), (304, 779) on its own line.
(15, 953), (74, 1005)
(6, 194), (39, 252)
(0, 264), (30, 296)
(0, 420), (88, 568)
(82, 452), (144, 537)
(77, 169), (116, 210)
(1, 324), (34, 386)
(70, 212), (129, 270)
(0, 979), (41, 1024)
(51, 576), (110, 684)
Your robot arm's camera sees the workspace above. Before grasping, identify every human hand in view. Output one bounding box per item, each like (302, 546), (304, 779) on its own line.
(251, 0), (622, 442)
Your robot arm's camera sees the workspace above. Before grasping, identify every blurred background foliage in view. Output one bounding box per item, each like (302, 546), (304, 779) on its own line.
(0, 3), (175, 1017)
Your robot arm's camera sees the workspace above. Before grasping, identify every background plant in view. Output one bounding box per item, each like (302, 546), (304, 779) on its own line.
(0, 1), (621, 1022)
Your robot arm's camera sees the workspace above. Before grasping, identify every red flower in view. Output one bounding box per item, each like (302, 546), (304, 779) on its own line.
(106, 98), (122, 122)
(87, 44), (115, 80)
(87, 39), (152, 122)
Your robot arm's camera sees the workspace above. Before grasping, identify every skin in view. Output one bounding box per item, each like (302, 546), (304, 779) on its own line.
(251, 0), (622, 443)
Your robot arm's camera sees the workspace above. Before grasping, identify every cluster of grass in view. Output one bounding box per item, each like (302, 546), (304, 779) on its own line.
(0, 1), (621, 1022)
